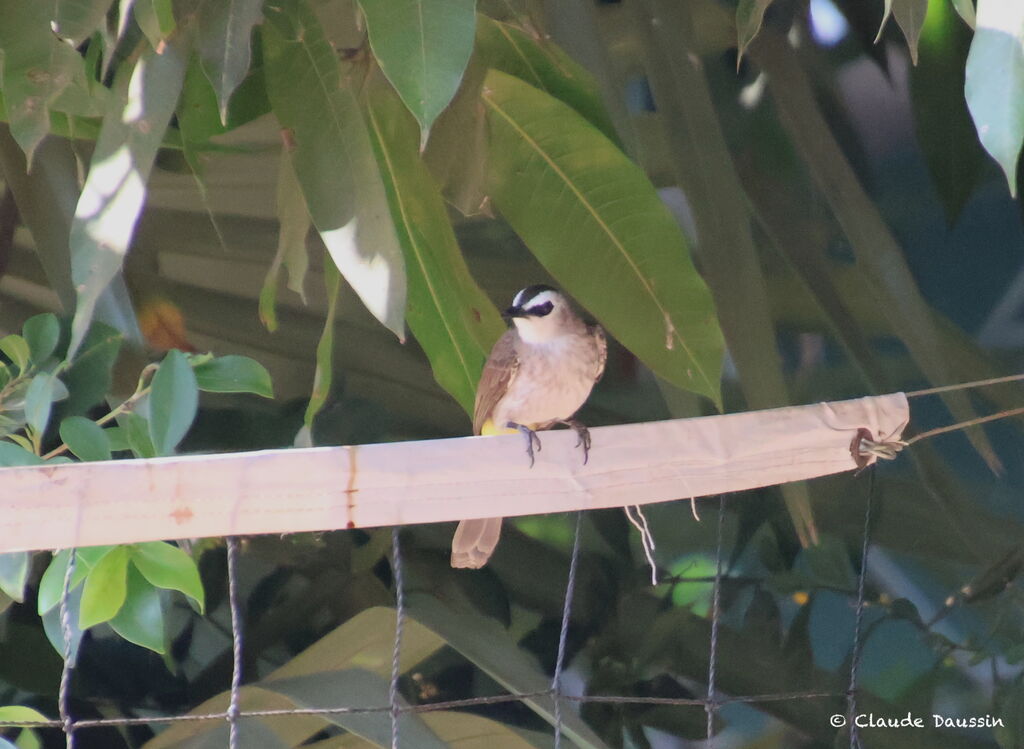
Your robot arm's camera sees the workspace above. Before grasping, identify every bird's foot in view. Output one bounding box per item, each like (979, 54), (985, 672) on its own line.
(508, 422), (542, 467)
(560, 419), (591, 464)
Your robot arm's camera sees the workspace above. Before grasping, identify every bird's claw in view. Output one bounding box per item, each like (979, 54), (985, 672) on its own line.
(563, 419), (591, 465)
(509, 422), (542, 468)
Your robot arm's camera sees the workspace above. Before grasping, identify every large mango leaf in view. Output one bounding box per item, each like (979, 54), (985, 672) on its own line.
(483, 69), (724, 406)
(965, 0), (1024, 195)
(195, 0), (264, 124)
(365, 76), (504, 415)
(67, 36), (188, 358)
(357, 0), (476, 147)
(262, 0), (407, 340)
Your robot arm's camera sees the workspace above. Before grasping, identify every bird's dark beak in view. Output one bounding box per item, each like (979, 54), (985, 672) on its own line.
(503, 305), (525, 319)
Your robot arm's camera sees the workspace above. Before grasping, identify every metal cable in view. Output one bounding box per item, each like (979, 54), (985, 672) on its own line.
(225, 537), (244, 749)
(553, 513), (583, 749)
(390, 528), (406, 749)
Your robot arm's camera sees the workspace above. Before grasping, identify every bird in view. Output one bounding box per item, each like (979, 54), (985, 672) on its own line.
(451, 285), (607, 569)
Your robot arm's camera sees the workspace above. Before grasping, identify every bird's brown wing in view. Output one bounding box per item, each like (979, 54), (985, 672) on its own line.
(590, 323), (608, 382)
(473, 329), (519, 436)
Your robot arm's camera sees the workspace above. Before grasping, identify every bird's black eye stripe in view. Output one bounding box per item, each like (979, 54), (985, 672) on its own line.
(527, 301), (554, 317)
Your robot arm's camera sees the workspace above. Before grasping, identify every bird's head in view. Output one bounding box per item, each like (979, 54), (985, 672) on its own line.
(504, 285), (577, 344)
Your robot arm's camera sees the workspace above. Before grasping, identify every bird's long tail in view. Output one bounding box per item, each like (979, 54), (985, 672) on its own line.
(451, 517), (503, 568)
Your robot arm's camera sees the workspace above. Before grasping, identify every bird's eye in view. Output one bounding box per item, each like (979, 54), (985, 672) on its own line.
(527, 301), (554, 317)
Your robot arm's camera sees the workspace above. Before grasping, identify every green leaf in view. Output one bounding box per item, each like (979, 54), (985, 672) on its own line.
(67, 37), (188, 359)
(950, 0), (976, 28)
(41, 582), (84, 664)
(0, 551), (29, 602)
(133, 0), (176, 48)
(196, 0), (264, 124)
(21, 314), (59, 366)
(119, 412), (156, 458)
(736, 0), (774, 65)
(109, 564), (165, 653)
(59, 416), (112, 462)
(0, 335), (30, 374)
(37, 548), (111, 615)
(483, 70), (725, 405)
(79, 545), (129, 628)
(52, 0), (116, 46)
(475, 16), (619, 144)
(0, 1), (104, 163)
(892, 0), (930, 64)
(365, 77), (505, 414)
(60, 323), (123, 416)
(0, 706), (49, 724)
(24, 373), (59, 435)
(262, 0), (407, 340)
(130, 541), (204, 611)
(357, 0), (475, 146)
(260, 149), (310, 332)
(965, 0), (1024, 195)
(148, 349), (199, 456)
(193, 355), (273, 397)
(305, 261), (341, 427)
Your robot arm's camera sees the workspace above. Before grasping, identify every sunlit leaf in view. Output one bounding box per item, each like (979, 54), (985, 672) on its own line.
(365, 77), (505, 414)
(196, 0), (264, 124)
(79, 545), (129, 628)
(130, 541), (204, 611)
(965, 0), (1024, 195)
(263, 0), (407, 340)
(357, 0), (476, 146)
(483, 70), (724, 405)
(148, 349), (199, 456)
(193, 355), (274, 397)
(21, 314), (59, 366)
(59, 416), (112, 462)
(67, 37), (187, 359)
(109, 564), (165, 653)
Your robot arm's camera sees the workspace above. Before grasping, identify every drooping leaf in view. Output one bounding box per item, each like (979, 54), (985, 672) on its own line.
(483, 70), (725, 405)
(304, 260), (341, 427)
(365, 77), (505, 414)
(892, 0), (930, 64)
(262, 0), (407, 340)
(109, 564), (165, 653)
(0, 1), (104, 163)
(965, 0), (1024, 195)
(260, 149), (310, 331)
(67, 37), (187, 359)
(133, 0), (175, 48)
(357, 0), (476, 146)
(79, 545), (129, 628)
(130, 541), (204, 611)
(52, 0), (116, 46)
(59, 416), (112, 462)
(475, 16), (619, 144)
(196, 0), (264, 124)
(0, 552), (29, 602)
(736, 0), (774, 65)
(21, 314), (59, 366)
(147, 349), (199, 456)
(193, 355), (274, 397)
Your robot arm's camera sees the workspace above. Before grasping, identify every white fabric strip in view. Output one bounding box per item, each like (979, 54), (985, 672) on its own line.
(0, 393), (909, 553)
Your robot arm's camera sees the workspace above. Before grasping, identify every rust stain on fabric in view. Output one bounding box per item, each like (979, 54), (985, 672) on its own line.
(345, 446), (359, 529)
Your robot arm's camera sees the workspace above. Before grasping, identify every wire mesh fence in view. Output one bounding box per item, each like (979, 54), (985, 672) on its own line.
(0, 469), (881, 749)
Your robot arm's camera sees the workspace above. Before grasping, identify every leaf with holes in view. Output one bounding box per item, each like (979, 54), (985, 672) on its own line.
(365, 77), (504, 414)
(263, 0), (407, 340)
(965, 0), (1024, 195)
(483, 70), (724, 405)
(357, 0), (476, 146)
